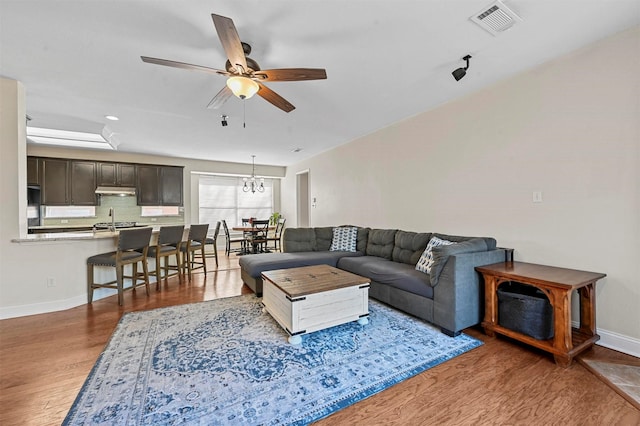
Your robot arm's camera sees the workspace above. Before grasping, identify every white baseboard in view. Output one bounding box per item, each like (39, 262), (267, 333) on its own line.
(596, 327), (640, 358)
(0, 294), (88, 320)
(0, 285), (149, 320)
(566, 320), (640, 358)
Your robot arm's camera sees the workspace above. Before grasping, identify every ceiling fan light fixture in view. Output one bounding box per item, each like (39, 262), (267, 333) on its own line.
(226, 76), (259, 99)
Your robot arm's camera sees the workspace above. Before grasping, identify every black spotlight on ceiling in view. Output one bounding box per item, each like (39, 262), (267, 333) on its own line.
(452, 55), (472, 81)
(221, 115), (228, 127)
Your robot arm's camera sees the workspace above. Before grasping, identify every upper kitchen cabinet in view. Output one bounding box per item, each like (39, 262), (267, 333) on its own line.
(27, 156), (40, 186)
(41, 158), (70, 205)
(136, 165), (160, 205)
(160, 166), (183, 206)
(136, 165), (183, 206)
(70, 160), (97, 205)
(97, 162), (136, 187)
(40, 158), (97, 205)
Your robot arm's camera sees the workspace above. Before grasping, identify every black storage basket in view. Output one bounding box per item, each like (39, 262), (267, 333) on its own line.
(497, 282), (554, 340)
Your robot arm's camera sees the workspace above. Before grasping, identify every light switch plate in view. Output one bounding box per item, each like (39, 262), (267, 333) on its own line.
(533, 191), (543, 203)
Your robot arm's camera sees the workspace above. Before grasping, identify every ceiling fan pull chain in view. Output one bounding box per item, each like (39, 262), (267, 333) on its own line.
(243, 100), (246, 128)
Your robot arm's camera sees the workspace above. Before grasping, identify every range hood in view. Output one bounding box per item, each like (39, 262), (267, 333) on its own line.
(95, 186), (136, 196)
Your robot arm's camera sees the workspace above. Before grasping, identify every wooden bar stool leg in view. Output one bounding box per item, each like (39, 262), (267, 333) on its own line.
(155, 254), (162, 291)
(187, 250), (193, 281)
(142, 259), (150, 296)
(201, 246), (207, 276)
(132, 263), (138, 292)
(176, 252), (183, 283)
(116, 265), (124, 306)
(87, 264), (94, 304)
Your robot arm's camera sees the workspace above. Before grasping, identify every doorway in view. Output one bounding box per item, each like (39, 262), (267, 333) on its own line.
(296, 170), (309, 227)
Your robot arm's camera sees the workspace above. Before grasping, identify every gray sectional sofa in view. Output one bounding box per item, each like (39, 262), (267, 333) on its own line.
(239, 226), (507, 336)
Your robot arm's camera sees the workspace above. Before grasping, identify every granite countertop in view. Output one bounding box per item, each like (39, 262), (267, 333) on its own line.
(27, 223), (165, 230)
(13, 226), (166, 243)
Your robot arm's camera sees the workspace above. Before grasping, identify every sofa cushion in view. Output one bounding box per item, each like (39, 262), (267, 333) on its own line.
(314, 227), (334, 251)
(433, 233), (497, 250)
(282, 228), (316, 252)
(429, 238), (488, 286)
(366, 229), (397, 260)
(338, 256), (433, 299)
(330, 226), (358, 252)
(239, 251), (363, 278)
(415, 236), (454, 274)
(356, 227), (370, 252)
(392, 230), (432, 265)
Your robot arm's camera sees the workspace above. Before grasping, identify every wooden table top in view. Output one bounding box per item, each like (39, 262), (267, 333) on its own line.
(261, 264), (370, 298)
(476, 261), (606, 289)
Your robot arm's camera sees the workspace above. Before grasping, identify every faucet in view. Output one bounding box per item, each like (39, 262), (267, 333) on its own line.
(108, 207), (115, 232)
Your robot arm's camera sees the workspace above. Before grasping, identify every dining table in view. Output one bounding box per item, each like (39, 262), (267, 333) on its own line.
(232, 225), (275, 254)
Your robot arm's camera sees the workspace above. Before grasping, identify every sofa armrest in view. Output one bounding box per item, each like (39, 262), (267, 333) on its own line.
(432, 249), (506, 335)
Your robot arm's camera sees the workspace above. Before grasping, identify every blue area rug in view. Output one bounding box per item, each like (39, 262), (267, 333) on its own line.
(64, 296), (482, 425)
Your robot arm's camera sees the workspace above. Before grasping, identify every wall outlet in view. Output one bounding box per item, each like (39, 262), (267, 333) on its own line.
(150, 218), (157, 222)
(46, 278), (56, 288)
(61, 219), (69, 224)
(532, 191), (543, 203)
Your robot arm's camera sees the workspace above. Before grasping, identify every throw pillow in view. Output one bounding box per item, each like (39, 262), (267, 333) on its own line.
(415, 236), (455, 274)
(330, 226), (358, 252)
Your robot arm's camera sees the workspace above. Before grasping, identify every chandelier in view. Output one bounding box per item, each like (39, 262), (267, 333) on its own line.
(243, 155), (265, 193)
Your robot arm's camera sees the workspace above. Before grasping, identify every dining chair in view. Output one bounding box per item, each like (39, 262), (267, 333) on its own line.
(247, 219), (270, 253)
(222, 219), (245, 255)
(148, 225), (184, 289)
(267, 218), (286, 252)
(180, 224), (209, 280)
(87, 227), (153, 306)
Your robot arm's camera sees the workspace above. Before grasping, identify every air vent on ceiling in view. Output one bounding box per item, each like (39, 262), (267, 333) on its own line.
(470, 1), (522, 36)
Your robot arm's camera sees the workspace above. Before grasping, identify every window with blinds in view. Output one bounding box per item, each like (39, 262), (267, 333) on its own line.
(198, 175), (274, 227)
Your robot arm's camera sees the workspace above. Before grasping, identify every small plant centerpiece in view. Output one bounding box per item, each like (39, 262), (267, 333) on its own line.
(269, 212), (282, 226)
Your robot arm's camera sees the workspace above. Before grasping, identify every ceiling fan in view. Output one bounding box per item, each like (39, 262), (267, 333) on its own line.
(141, 13), (327, 113)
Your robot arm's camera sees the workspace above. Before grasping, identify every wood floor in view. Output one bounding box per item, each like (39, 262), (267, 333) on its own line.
(1, 256), (638, 425)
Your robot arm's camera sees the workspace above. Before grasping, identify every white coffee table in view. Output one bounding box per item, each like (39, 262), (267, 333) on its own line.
(261, 264), (370, 344)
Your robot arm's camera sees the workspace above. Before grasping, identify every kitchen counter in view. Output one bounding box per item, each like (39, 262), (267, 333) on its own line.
(14, 227), (161, 243)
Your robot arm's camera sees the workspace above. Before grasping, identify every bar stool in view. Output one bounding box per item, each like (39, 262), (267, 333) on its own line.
(198, 221), (220, 268)
(180, 224), (209, 280)
(87, 227), (153, 306)
(148, 225), (184, 289)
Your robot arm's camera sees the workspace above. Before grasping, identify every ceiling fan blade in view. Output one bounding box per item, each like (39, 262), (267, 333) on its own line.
(141, 56), (229, 76)
(256, 82), (295, 113)
(211, 14), (248, 73)
(206, 85), (233, 109)
(255, 68), (327, 82)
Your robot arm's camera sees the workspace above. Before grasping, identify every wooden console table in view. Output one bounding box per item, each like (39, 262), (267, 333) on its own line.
(475, 262), (606, 367)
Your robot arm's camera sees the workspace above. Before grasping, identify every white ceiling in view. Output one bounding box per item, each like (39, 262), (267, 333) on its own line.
(1, 1), (638, 167)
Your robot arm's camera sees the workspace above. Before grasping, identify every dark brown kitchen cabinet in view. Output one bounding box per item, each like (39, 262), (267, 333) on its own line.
(70, 161), (97, 205)
(160, 166), (183, 206)
(97, 162), (136, 187)
(40, 158), (97, 205)
(27, 156), (40, 185)
(41, 158), (70, 205)
(136, 165), (183, 206)
(136, 165), (160, 205)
